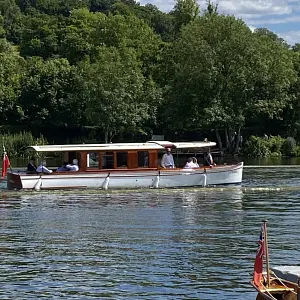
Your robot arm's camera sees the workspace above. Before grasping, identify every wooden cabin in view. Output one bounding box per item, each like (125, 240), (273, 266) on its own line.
(28, 141), (216, 173)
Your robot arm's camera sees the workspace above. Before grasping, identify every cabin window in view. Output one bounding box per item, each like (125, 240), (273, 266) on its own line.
(87, 152), (99, 168)
(117, 152), (128, 168)
(138, 151), (148, 167)
(102, 152), (114, 169)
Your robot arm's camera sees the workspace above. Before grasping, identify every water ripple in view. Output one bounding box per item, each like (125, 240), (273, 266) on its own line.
(0, 169), (300, 299)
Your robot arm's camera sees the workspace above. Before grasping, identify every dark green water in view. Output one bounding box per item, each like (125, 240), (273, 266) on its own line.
(1, 166), (300, 299)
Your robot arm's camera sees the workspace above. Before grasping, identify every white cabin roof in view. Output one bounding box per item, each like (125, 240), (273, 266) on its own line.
(28, 141), (216, 152)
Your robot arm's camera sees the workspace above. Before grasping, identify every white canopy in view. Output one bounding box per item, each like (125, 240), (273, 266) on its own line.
(28, 141), (216, 152)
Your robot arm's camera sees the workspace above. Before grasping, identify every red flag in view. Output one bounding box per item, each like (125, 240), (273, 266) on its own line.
(253, 225), (265, 287)
(1, 152), (10, 178)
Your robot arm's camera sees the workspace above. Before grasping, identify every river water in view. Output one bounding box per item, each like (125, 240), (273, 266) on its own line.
(1, 166), (300, 299)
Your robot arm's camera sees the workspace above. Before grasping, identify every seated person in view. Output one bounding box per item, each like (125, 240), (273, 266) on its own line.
(27, 158), (37, 174)
(192, 157), (199, 167)
(56, 162), (69, 172)
(66, 159), (79, 172)
(184, 157), (197, 168)
(36, 161), (53, 173)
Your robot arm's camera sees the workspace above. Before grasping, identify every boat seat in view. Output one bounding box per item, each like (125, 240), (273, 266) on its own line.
(261, 285), (295, 293)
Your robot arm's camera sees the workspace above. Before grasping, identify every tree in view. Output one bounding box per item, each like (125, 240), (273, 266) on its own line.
(130, 4), (175, 42)
(254, 28), (289, 48)
(19, 12), (62, 58)
(277, 51), (300, 137)
(0, 0), (23, 43)
(18, 57), (86, 129)
(248, 30), (295, 121)
(59, 9), (163, 71)
(15, 0), (89, 15)
(59, 8), (98, 64)
(170, 0), (200, 33)
(83, 47), (161, 143)
(206, 0), (218, 15)
(90, 12), (163, 75)
(163, 14), (295, 152)
(0, 43), (24, 125)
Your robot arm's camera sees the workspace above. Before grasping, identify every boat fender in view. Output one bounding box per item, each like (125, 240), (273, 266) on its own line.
(102, 173), (110, 190)
(203, 173), (207, 187)
(34, 176), (42, 191)
(152, 171), (160, 189)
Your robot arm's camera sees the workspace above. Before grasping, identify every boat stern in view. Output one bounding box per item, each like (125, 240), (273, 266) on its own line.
(7, 172), (23, 189)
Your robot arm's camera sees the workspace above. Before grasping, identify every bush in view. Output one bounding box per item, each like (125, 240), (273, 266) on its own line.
(267, 135), (284, 154)
(0, 132), (47, 158)
(282, 137), (297, 156)
(294, 146), (300, 157)
(243, 135), (285, 157)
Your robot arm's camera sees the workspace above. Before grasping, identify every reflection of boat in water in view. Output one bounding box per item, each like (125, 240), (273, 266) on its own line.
(250, 221), (298, 300)
(7, 141), (243, 190)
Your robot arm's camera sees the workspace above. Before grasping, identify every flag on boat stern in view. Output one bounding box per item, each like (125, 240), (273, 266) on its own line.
(253, 225), (265, 287)
(1, 150), (10, 178)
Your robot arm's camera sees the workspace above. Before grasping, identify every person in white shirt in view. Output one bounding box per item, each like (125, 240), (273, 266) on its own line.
(192, 157), (199, 167)
(184, 157), (198, 168)
(161, 148), (175, 168)
(66, 159), (79, 171)
(184, 157), (196, 168)
(36, 161), (53, 173)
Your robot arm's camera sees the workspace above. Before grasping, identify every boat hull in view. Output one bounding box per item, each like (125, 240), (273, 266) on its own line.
(7, 162), (243, 190)
(250, 277), (298, 300)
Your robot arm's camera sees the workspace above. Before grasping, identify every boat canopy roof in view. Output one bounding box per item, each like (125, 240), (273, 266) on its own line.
(28, 141), (216, 152)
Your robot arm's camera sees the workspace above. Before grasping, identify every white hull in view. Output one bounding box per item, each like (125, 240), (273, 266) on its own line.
(7, 162), (243, 190)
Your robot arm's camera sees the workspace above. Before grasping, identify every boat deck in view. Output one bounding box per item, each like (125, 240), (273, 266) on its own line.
(271, 266), (300, 284)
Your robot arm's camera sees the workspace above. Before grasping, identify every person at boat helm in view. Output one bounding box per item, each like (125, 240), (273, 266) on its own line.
(66, 159), (79, 172)
(204, 150), (216, 168)
(36, 161), (53, 173)
(161, 148), (175, 168)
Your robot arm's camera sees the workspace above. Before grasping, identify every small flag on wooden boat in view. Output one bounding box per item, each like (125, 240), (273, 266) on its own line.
(253, 225), (265, 287)
(1, 150), (10, 178)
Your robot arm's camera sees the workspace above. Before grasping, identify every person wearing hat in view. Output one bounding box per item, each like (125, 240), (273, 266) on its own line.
(66, 159), (79, 171)
(161, 148), (175, 168)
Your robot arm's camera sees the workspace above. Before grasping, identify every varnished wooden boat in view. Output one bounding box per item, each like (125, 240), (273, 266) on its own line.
(6, 140), (243, 190)
(250, 221), (299, 300)
(251, 272), (298, 300)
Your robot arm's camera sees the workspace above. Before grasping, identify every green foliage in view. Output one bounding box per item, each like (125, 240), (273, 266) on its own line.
(243, 135), (285, 157)
(91, 12), (162, 72)
(282, 137), (297, 156)
(0, 0), (300, 149)
(205, 0), (218, 15)
(171, 0), (199, 33)
(0, 0), (23, 43)
(0, 46), (24, 124)
(16, 0), (89, 15)
(18, 57), (86, 128)
(83, 46), (161, 142)
(164, 14), (256, 133)
(19, 12), (62, 58)
(130, 4), (175, 42)
(1, 131), (47, 158)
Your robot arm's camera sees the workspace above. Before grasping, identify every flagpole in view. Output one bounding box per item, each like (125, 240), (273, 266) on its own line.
(263, 220), (270, 288)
